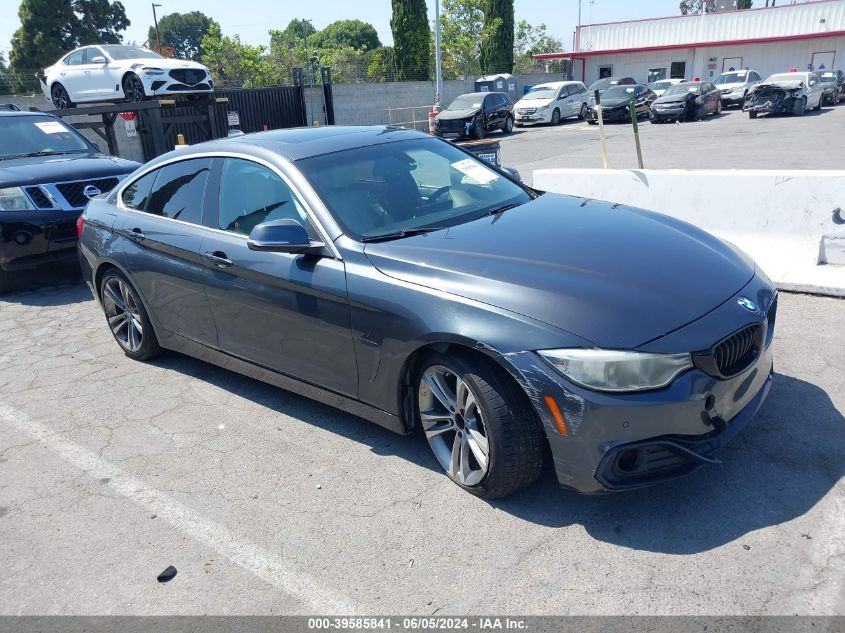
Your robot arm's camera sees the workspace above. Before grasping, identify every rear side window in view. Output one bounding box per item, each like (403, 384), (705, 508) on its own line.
(144, 158), (211, 224)
(122, 171), (157, 211)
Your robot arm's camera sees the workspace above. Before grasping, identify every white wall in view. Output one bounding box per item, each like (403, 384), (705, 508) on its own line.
(580, 36), (845, 85)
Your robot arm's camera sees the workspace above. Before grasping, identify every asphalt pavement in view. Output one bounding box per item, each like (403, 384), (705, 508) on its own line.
(1, 281), (843, 615)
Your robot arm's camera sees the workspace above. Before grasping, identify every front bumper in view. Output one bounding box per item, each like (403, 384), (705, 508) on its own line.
(650, 104), (687, 121)
(502, 275), (776, 493)
(588, 107), (630, 122)
(140, 72), (213, 96)
(515, 110), (552, 124)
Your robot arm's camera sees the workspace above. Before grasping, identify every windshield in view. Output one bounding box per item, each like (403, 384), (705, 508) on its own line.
(296, 137), (532, 241)
(0, 115), (90, 159)
(649, 81), (674, 90)
(447, 95), (483, 111)
(664, 84), (699, 96)
(524, 86), (558, 100)
(589, 78), (619, 91)
(819, 73), (838, 82)
(766, 73), (805, 84)
(601, 86), (636, 100)
(714, 72), (747, 85)
(101, 45), (163, 61)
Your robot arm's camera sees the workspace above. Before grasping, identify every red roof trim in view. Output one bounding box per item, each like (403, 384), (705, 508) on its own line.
(576, 0), (838, 31)
(534, 30), (845, 61)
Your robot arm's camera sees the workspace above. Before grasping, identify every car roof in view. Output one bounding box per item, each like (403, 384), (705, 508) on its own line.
(0, 110), (54, 118)
(182, 125), (431, 162)
(455, 92), (503, 99)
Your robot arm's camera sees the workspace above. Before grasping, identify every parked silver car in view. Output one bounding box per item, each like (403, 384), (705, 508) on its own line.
(714, 69), (762, 108)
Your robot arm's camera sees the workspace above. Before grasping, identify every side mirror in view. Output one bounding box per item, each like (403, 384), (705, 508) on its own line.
(91, 56), (107, 65)
(501, 166), (522, 182)
(247, 219), (316, 254)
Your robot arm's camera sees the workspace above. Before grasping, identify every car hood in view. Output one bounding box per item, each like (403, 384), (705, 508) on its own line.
(515, 98), (553, 108)
(117, 57), (208, 70)
(653, 93), (692, 104)
(597, 96), (634, 108)
(363, 193), (755, 349)
(717, 82), (745, 91)
(437, 108), (479, 121)
(0, 153), (140, 188)
(755, 81), (803, 91)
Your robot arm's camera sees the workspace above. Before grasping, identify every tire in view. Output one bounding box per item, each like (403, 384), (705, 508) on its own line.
(587, 119), (597, 125)
(100, 269), (161, 361)
(695, 105), (705, 121)
(122, 73), (146, 103)
(471, 117), (485, 140)
(579, 103), (589, 120)
(0, 268), (9, 295)
(749, 110), (758, 119)
(815, 96), (823, 111)
(50, 83), (73, 110)
(715, 100), (722, 115)
(501, 115), (514, 134)
(793, 97), (806, 116)
(550, 108), (561, 125)
(416, 350), (543, 499)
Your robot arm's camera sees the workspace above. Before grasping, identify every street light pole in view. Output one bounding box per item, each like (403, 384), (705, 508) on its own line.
(434, 0), (443, 108)
(152, 3), (162, 52)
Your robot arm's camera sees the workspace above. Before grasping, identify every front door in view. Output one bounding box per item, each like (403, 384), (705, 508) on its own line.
(199, 157), (358, 397)
(116, 157), (218, 347)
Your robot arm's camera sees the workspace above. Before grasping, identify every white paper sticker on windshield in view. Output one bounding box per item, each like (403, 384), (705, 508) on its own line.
(34, 121), (68, 134)
(451, 158), (499, 184)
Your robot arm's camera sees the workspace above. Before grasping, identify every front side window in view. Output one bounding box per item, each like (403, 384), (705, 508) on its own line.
(122, 171), (157, 211)
(143, 158), (211, 224)
(64, 50), (84, 66)
(218, 158), (310, 236)
(297, 137), (532, 241)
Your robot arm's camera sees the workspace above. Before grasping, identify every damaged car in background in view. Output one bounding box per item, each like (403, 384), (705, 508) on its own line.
(744, 71), (825, 118)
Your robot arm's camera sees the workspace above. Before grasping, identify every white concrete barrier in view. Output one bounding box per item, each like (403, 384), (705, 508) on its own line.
(532, 169), (845, 297)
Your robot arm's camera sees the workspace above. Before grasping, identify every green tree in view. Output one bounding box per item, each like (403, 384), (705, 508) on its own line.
(738, 0), (753, 8)
(679, 0), (716, 14)
(9, 0), (129, 91)
(479, 0), (513, 73)
(439, 0), (498, 79)
(367, 46), (397, 82)
(513, 20), (562, 73)
(147, 11), (216, 60)
(311, 20), (381, 52)
(390, 0), (430, 81)
(272, 19), (317, 51)
(201, 22), (275, 88)
(0, 52), (9, 94)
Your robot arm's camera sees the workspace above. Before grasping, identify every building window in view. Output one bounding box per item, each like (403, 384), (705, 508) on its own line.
(598, 65), (612, 79)
(648, 68), (667, 82)
(670, 62), (686, 79)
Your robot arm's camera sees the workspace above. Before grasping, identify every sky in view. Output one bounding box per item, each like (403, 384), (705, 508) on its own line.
(0, 0), (686, 60)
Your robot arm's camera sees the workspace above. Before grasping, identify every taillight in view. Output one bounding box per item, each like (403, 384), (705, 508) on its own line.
(76, 215), (84, 238)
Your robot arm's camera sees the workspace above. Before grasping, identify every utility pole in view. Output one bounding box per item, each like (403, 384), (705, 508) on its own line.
(152, 3), (162, 52)
(434, 0), (443, 108)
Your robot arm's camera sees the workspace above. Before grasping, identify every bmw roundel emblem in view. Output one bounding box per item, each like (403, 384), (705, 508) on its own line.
(737, 296), (759, 313)
(82, 185), (102, 200)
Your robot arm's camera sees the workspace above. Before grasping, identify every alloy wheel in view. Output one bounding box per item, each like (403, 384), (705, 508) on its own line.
(419, 365), (490, 487)
(102, 277), (144, 353)
(123, 75), (145, 103)
(51, 84), (69, 109)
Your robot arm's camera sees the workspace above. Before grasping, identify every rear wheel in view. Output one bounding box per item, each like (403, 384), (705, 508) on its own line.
(416, 351), (543, 498)
(50, 83), (73, 110)
(749, 110), (758, 119)
(122, 73), (146, 103)
(715, 100), (722, 115)
(550, 108), (561, 125)
(100, 269), (160, 361)
(815, 96), (823, 111)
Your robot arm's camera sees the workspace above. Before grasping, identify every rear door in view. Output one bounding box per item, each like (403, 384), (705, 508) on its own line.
(198, 157), (358, 397)
(116, 158), (217, 347)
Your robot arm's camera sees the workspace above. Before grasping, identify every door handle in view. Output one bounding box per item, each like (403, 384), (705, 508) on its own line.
(128, 227), (145, 240)
(204, 251), (233, 268)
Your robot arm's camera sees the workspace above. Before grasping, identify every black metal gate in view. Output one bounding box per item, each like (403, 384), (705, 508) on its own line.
(214, 85), (307, 133)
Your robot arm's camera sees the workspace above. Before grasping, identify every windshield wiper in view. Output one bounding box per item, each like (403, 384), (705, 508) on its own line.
(1, 150), (87, 161)
(361, 227), (444, 243)
(481, 202), (523, 217)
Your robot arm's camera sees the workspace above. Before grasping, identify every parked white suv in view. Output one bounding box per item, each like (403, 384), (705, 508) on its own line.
(41, 45), (213, 110)
(513, 81), (589, 126)
(713, 69), (762, 107)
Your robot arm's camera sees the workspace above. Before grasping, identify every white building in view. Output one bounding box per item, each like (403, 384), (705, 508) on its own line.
(536, 0), (845, 85)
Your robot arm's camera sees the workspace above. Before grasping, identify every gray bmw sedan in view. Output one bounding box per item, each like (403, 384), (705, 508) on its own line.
(78, 126), (776, 498)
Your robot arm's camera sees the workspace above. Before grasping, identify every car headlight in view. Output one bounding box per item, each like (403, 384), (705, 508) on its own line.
(538, 105), (549, 111)
(0, 187), (36, 212)
(142, 67), (165, 75)
(537, 349), (693, 392)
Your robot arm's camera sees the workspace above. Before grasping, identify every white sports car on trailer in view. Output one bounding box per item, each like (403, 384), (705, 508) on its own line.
(41, 45), (213, 109)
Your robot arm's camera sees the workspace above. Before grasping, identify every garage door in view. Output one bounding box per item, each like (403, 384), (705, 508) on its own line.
(722, 57), (743, 72)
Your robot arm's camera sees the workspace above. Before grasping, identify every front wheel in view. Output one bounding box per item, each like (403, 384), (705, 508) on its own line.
(815, 96), (823, 111)
(749, 110), (758, 119)
(715, 100), (722, 115)
(579, 103), (588, 120)
(122, 73), (146, 103)
(416, 351), (543, 498)
(550, 108), (561, 125)
(793, 97), (806, 116)
(0, 268), (9, 295)
(471, 118), (485, 140)
(100, 269), (160, 361)
(501, 115), (514, 134)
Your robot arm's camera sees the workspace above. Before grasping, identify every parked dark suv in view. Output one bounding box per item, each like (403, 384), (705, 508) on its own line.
(435, 92), (514, 139)
(0, 110), (139, 293)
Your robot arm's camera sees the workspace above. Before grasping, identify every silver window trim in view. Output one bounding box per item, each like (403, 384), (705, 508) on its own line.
(114, 150), (342, 260)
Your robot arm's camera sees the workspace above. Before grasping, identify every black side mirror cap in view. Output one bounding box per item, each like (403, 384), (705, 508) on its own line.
(247, 218), (316, 254)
